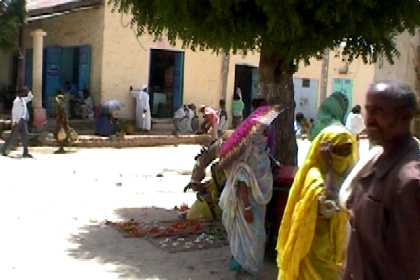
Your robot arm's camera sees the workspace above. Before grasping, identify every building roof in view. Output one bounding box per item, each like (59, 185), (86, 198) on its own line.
(27, 0), (102, 19)
(27, 0), (79, 11)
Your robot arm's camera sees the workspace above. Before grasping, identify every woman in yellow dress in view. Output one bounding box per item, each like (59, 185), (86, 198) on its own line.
(277, 124), (357, 280)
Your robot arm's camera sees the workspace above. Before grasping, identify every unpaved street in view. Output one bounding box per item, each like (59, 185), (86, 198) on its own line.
(0, 141), (368, 279)
(0, 145), (270, 280)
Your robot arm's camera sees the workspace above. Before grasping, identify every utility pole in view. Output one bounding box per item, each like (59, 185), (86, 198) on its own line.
(220, 52), (230, 100)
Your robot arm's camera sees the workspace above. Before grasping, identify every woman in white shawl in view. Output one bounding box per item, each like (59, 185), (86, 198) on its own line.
(218, 105), (279, 276)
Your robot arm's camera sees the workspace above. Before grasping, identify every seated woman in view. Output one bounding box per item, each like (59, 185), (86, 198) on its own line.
(95, 106), (120, 137)
(277, 124), (357, 280)
(185, 139), (225, 221)
(186, 163), (226, 221)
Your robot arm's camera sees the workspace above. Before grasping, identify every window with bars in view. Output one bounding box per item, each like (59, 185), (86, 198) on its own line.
(302, 79), (311, 88)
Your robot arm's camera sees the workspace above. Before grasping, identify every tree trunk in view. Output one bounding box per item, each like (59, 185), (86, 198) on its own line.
(259, 46), (298, 166)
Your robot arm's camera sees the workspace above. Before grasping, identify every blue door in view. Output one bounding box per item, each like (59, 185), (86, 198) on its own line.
(333, 78), (353, 111)
(172, 51), (184, 113)
(61, 47), (75, 85)
(78, 45), (91, 91)
(251, 67), (260, 100)
(44, 47), (63, 114)
(25, 49), (33, 89)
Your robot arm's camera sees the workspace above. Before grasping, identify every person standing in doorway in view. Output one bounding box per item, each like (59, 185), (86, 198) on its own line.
(130, 85), (151, 131)
(342, 81), (420, 280)
(232, 88), (245, 128)
(1, 87), (33, 158)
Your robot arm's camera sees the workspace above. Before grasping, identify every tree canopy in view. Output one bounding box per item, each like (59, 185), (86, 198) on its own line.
(111, 0), (420, 164)
(0, 0), (26, 51)
(112, 0), (420, 64)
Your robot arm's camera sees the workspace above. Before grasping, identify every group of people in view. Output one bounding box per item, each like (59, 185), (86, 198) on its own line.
(185, 80), (420, 280)
(295, 97), (365, 141)
(61, 81), (94, 120)
(0, 85), (81, 156)
(173, 87), (245, 139)
(279, 81), (420, 280)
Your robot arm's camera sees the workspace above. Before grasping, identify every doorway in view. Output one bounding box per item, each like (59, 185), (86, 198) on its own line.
(148, 49), (184, 118)
(333, 78), (353, 112)
(233, 65), (259, 118)
(25, 45), (91, 116)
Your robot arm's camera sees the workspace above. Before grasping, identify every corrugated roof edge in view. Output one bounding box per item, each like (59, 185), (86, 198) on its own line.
(27, 0), (103, 19)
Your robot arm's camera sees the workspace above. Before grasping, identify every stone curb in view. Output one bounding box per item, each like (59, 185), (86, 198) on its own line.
(1, 130), (213, 148)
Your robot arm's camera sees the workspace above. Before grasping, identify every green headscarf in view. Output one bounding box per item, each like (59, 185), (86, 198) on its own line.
(308, 91), (349, 141)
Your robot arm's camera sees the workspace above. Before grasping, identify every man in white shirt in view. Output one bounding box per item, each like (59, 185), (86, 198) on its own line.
(1, 87), (33, 158)
(345, 105), (366, 138)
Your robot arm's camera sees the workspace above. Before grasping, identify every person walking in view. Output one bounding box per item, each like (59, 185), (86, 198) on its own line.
(1, 87), (33, 158)
(277, 124), (357, 280)
(54, 94), (78, 153)
(218, 105), (280, 278)
(341, 81), (420, 280)
(308, 91), (349, 141)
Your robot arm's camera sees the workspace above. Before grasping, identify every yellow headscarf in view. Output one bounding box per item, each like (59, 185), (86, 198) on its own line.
(277, 124), (357, 280)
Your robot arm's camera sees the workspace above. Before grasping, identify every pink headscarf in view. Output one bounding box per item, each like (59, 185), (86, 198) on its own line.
(220, 105), (280, 165)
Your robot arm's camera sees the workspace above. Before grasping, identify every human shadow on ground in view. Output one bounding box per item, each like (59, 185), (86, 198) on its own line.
(67, 207), (244, 280)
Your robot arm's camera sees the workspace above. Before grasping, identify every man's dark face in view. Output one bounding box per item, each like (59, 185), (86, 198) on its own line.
(365, 91), (404, 145)
(19, 88), (28, 97)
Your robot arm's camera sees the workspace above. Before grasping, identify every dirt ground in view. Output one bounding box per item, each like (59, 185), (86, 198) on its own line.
(0, 145), (281, 280)
(0, 140), (369, 280)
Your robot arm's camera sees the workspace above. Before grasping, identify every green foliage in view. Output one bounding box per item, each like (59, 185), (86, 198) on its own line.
(0, 0), (26, 51)
(111, 0), (420, 64)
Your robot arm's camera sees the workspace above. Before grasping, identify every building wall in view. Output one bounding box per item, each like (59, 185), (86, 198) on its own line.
(101, 3), (231, 120)
(23, 5), (106, 102)
(326, 52), (375, 109)
(374, 30), (420, 95)
(294, 58), (324, 110)
(224, 52), (260, 121)
(0, 51), (13, 87)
